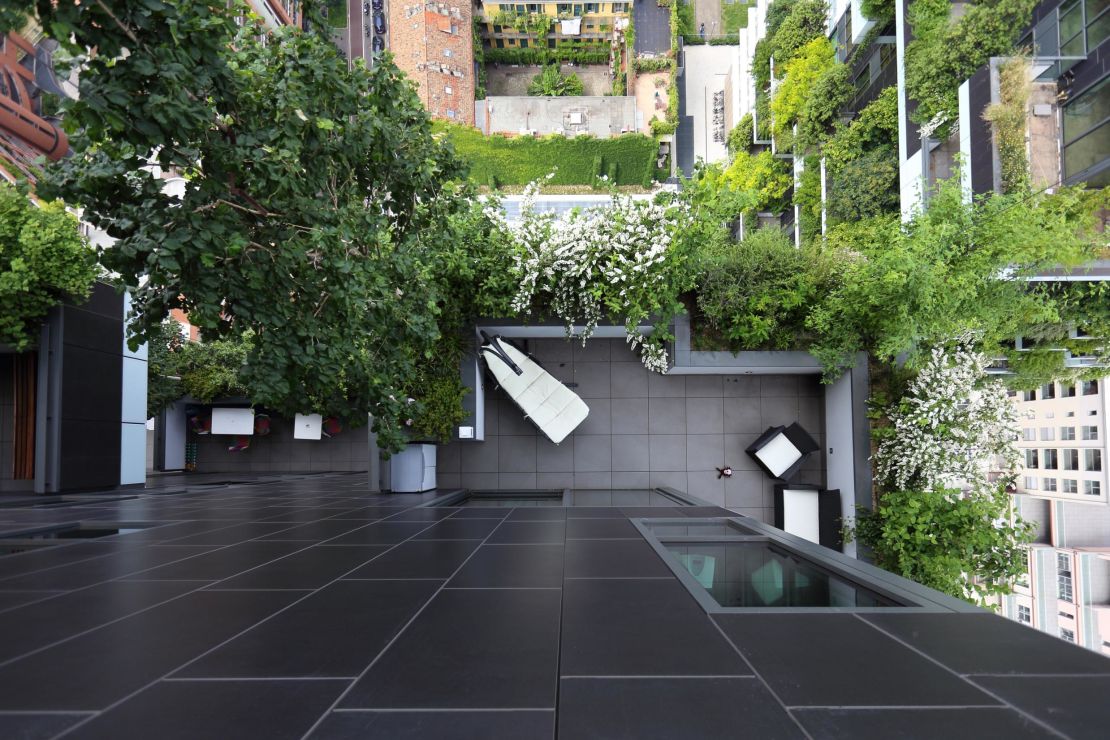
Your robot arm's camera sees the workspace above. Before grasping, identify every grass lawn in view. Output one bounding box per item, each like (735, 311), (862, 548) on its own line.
(721, 0), (751, 34)
(434, 122), (658, 187)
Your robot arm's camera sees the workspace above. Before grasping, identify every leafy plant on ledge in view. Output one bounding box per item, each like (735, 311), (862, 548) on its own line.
(528, 64), (585, 96)
(0, 182), (98, 351)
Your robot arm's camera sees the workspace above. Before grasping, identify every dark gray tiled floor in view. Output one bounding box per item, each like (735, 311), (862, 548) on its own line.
(438, 338), (827, 522)
(0, 473), (1104, 738)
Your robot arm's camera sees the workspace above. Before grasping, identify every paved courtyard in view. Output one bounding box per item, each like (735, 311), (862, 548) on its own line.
(485, 63), (612, 97)
(683, 45), (735, 164)
(437, 338), (825, 523)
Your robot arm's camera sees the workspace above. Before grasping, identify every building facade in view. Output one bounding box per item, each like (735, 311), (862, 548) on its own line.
(1012, 377), (1108, 504)
(389, 2), (476, 124)
(478, 1), (631, 48)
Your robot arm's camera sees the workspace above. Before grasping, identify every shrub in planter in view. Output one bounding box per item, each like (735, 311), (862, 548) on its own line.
(826, 146), (900, 222)
(727, 113), (755, 155)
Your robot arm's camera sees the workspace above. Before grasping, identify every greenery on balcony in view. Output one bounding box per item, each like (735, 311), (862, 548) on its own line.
(491, 10), (556, 37)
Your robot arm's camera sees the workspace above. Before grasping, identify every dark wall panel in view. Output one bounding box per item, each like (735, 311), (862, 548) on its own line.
(968, 64), (995, 196)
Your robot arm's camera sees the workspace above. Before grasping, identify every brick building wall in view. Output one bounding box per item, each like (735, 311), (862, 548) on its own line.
(390, 2), (476, 125)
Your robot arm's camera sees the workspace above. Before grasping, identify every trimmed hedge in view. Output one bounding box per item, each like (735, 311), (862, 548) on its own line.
(485, 46), (610, 66)
(435, 122), (658, 186)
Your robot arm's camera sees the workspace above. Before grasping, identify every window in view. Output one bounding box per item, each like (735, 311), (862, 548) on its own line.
(1017, 604), (1032, 624)
(1025, 476), (1040, 490)
(1085, 480), (1102, 496)
(444, 48), (452, 57)
(1061, 628), (1076, 643)
(1062, 383), (1077, 397)
(585, 2), (600, 11)
(1086, 449), (1103, 471)
(526, 3), (541, 11)
(1091, 410), (1100, 416)
(1023, 428), (1037, 441)
(1082, 425), (1099, 440)
(1067, 411), (1076, 417)
(1062, 426), (1076, 440)
(1023, 390), (1037, 402)
(1058, 553), (1073, 602)
(1040, 427), (1055, 441)
(1044, 449), (1059, 469)
(1082, 379), (1100, 396)
(1064, 479), (1078, 493)
(557, 2), (571, 12)
(1063, 78), (1110, 187)
(520, 38), (528, 48)
(1025, 449), (1040, 469)
(445, 85), (453, 94)
(1042, 383), (1057, 400)
(1043, 477), (1058, 492)
(1064, 449), (1079, 470)
(611, 2), (628, 11)
(573, 4), (583, 14)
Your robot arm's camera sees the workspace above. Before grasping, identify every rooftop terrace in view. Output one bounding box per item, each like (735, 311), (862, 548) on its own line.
(0, 474), (1106, 738)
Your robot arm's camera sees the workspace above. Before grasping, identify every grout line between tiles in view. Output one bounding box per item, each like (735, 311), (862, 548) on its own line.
(331, 707), (556, 713)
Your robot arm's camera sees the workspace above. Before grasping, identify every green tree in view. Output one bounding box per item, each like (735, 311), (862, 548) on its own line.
(850, 487), (1033, 605)
(694, 228), (835, 350)
(11, 0), (471, 451)
(807, 177), (1106, 379)
(826, 146), (901, 221)
(527, 64), (585, 96)
(771, 37), (834, 142)
(0, 182), (97, 350)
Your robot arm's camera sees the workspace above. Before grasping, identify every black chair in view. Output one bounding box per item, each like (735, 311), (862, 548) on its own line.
(744, 422), (820, 482)
(773, 484), (842, 551)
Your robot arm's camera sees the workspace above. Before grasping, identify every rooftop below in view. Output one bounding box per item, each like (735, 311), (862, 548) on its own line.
(0, 474), (1106, 738)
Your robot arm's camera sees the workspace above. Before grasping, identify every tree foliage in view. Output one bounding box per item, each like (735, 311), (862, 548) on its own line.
(807, 178), (1107, 379)
(771, 37), (835, 143)
(826, 147), (901, 222)
(694, 228), (835, 350)
(796, 62), (852, 150)
(16, 0), (475, 451)
(527, 64), (584, 97)
(0, 182), (97, 350)
(851, 486), (1033, 605)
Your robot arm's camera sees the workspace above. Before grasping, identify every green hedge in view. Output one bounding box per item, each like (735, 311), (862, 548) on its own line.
(435, 122), (658, 186)
(485, 46), (610, 66)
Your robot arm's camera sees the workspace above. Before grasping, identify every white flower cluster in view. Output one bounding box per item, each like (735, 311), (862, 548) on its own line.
(874, 338), (1020, 493)
(495, 180), (688, 372)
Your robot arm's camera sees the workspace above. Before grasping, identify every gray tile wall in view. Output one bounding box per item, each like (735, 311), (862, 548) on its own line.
(439, 339), (826, 524)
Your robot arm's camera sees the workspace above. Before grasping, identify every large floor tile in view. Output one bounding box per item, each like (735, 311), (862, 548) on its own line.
(448, 544), (564, 588)
(117, 541), (310, 582)
(564, 517), (640, 539)
(792, 707), (1057, 740)
(0, 712), (90, 740)
(0, 590), (302, 710)
(308, 710), (554, 739)
(970, 675), (1110, 740)
(863, 612), (1110, 675)
(178, 580), (439, 678)
(487, 521), (566, 544)
(564, 539), (671, 578)
(325, 521), (433, 545)
(557, 677), (803, 739)
(162, 522), (304, 545)
(344, 540), (479, 579)
(560, 579), (750, 677)
(340, 589), (560, 709)
(258, 519), (374, 542)
(63, 679), (346, 740)
(0, 544), (242, 590)
(0, 580), (200, 663)
(413, 518), (501, 540)
(713, 614), (997, 707)
(213, 545), (389, 589)
(506, 507), (567, 521)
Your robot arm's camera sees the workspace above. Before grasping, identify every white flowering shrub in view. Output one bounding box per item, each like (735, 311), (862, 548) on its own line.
(494, 180), (693, 372)
(873, 338), (1020, 493)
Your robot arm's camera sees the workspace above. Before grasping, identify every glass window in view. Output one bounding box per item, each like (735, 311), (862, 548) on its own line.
(1064, 120), (1110, 181)
(1025, 476), (1040, 489)
(1045, 449), (1059, 469)
(1018, 604), (1032, 623)
(612, 2), (628, 12)
(1024, 428), (1037, 441)
(1090, 4), (1110, 48)
(1042, 383), (1057, 400)
(1082, 379), (1100, 395)
(1083, 425), (1099, 440)
(1061, 628), (1076, 642)
(1044, 477), (1058, 491)
(573, 4), (583, 15)
(1062, 426), (1077, 440)
(1085, 480), (1102, 496)
(1062, 383), (1077, 397)
(1064, 449), (1079, 470)
(1063, 79), (1110, 182)
(1064, 479), (1079, 493)
(585, 2), (600, 11)
(1041, 427), (1055, 441)
(1026, 449), (1040, 469)
(1023, 390), (1037, 402)
(1086, 449), (1102, 471)
(557, 2), (571, 11)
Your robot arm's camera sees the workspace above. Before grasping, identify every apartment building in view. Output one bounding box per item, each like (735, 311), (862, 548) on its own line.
(389, 2), (476, 124)
(478, 1), (631, 47)
(997, 494), (1110, 655)
(1013, 377), (1108, 504)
